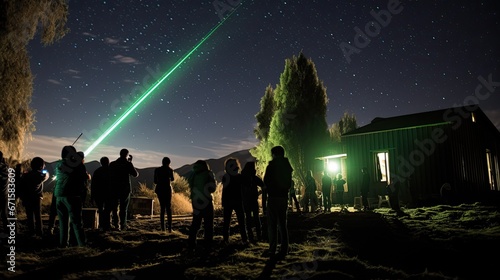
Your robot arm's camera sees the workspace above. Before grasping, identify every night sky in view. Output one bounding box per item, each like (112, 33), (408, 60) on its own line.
(25, 0), (500, 169)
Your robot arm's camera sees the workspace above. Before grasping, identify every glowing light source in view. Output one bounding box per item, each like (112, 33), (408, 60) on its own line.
(327, 161), (339, 173)
(84, 4), (243, 157)
(316, 153), (346, 174)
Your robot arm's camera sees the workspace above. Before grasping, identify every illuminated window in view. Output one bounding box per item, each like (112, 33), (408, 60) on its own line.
(486, 149), (495, 190)
(471, 112), (476, 123)
(376, 151), (390, 183)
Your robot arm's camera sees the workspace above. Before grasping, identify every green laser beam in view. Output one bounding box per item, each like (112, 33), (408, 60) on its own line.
(84, 4), (243, 157)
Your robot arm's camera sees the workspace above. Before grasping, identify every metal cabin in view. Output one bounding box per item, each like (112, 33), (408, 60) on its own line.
(337, 106), (500, 207)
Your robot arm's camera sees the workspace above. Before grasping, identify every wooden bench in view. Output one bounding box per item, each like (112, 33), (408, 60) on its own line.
(129, 197), (154, 218)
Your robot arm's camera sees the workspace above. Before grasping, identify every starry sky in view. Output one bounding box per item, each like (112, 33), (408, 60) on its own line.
(25, 0), (500, 169)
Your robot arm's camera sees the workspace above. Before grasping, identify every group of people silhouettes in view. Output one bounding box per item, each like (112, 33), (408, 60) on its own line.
(0, 144), (363, 261)
(186, 145), (293, 260)
(301, 169), (348, 213)
(0, 146), (140, 248)
(52, 147), (139, 247)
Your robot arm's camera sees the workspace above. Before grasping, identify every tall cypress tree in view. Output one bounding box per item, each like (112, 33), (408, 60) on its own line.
(254, 84), (275, 141)
(251, 84), (276, 174)
(253, 52), (330, 185)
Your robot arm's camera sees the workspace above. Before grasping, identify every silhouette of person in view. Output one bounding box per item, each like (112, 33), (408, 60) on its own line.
(77, 151), (91, 208)
(19, 157), (49, 236)
(334, 173), (347, 212)
(98, 156), (119, 231)
(263, 146), (293, 260)
(321, 171), (332, 212)
(0, 151), (10, 236)
(187, 160), (216, 249)
(67, 152), (91, 245)
(303, 170), (318, 213)
(154, 157), (175, 232)
(53, 145), (87, 247)
(96, 157), (119, 231)
(387, 177), (406, 216)
(107, 196), (120, 230)
(360, 167), (370, 211)
(109, 148), (139, 231)
(289, 180), (301, 214)
(241, 161), (264, 243)
(221, 158), (248, 244)
(91, 156), (111, 231)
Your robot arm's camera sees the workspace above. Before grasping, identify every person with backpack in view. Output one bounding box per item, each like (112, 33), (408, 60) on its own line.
(263, 146), (293, 260)
(187, 160), (216, 250)
(54, 145), (88, 247)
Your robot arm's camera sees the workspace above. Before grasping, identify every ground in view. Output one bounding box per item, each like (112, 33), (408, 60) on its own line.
(1, 203), (499, 280)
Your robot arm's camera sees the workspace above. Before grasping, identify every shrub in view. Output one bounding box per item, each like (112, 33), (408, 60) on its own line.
(213, 182), (223, 216)
(172, 172), (190, 194)
(171, 193), (192, 215)
(133, 182), (155, 198)
(134, 181), (193, 215)
(132, 182), (158, 214)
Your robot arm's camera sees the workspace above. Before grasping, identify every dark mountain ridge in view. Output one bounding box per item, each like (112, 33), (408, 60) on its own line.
(42, 149), (255, 192)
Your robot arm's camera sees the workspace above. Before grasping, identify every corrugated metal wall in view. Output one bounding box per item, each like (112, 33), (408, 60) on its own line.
(343, 112), (500, 206)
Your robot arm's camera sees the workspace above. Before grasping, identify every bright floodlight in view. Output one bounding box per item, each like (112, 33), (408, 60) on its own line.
(327, 161), (339, 173)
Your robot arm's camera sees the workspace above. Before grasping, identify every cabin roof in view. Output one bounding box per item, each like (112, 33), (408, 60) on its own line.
(343, 106), (484, 136)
